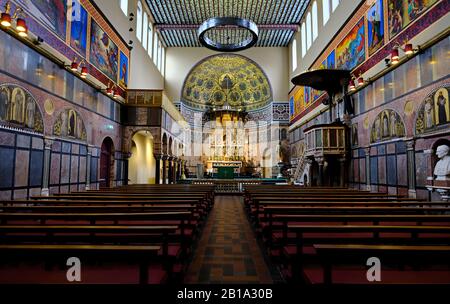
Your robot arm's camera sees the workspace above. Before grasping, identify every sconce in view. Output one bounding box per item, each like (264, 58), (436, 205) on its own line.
(385, 42), (419, 67)
(357, 75), (366, 86)
(103, 83), (120, 98)
(348, 76), (356, 92)
(0, 1), (28, 37)
(67, 58), (89, 78)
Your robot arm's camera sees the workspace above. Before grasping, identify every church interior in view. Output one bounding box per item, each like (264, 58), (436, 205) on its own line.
(0, 0), (449, 291)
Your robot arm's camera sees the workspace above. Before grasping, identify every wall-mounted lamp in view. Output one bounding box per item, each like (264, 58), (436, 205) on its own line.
(390, 48), (400, 65)
(67, 58), (89, 78)
(348, 78), (356, 92)
(1, 1), (28, 37)
(103, 83), (120, 99)
(357, 76), (365, 86)
(385, 42), (419, 67)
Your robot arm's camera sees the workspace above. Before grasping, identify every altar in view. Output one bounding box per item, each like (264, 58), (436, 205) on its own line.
(207, 160), (242, 179)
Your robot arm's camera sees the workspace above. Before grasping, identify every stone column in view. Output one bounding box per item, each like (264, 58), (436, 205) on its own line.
(424, 148), (434, 191)
(338, 157), (346, 188)
(168, 156), (174, 184)
(162, 155), (167, 185)
(365, 147), (371, 191)
(305, 158), (313, 186)
(181, 160), (186, 180)
(123, 152), (131, 186)
(177, 159), (182, 181)
(173, 158), (177, 183)
(85, 145), (94, 190)
(154, 154), (161, 184)
(406, 140), (417, 198)
(172, 157), (178, 183)
(316, 157), (325, 187)
(41, 137), (54, 196)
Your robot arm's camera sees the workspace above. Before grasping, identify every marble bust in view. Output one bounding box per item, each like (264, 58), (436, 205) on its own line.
(434, 145), (450, 181)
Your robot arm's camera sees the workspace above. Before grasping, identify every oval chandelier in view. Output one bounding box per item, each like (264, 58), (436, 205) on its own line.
(198, 17), (258, 52)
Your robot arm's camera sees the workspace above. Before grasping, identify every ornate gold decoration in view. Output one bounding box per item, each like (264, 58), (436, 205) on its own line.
(181, 54), (272, 111)
(415, 86), (450, 135)
(44, 99), (54, 115)
(404, 100), (414, 116)
(363, 116), (370, 129)
(53, 108), (87, 141)
(370, 109), (405, 143)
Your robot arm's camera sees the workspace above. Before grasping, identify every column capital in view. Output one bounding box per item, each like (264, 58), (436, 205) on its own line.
(364, 147), (371, 156)
(43, 136), (55, 149)
(405, 139), (415, 151)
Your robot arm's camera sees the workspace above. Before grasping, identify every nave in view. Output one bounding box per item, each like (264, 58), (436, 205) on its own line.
(0, 184), (449, 285)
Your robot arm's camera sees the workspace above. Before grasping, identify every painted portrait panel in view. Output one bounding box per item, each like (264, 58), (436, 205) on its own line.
(327, 51), (335, 69)
(312, 61), (325, 101)
(388, 0), (438, 39)
(294, 86), (304, 117)
(367, 0), (384, 55)
(119, 51), (129, 88)
(0, 84), (43, 132)
(289, 96), (294, 120)
(16, 0), (67, 39)
(305, 87), (311, 105)
(89, 20), (118, 81)
(336, 18), (365, 70)
(70, 0), (88, 56)
(434, 88), (449, 125)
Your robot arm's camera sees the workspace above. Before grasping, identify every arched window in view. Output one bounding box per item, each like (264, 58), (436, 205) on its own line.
(148, 22), (153, 57)
(323, 0), (330, 25)
(301, 23), (306, 57)
(158, 41), (162, 71)
(306, 12), (312, 49)
(136, 1), (142, 42)
(142, 13), (148, 50)
(153, 34), (159, 66)
(120, 0), (128, 15)
(312, 2), (318, 41)
(332, 0), (339, 12)
(161, 47), (165, 76)
(292, 38), (297, 71)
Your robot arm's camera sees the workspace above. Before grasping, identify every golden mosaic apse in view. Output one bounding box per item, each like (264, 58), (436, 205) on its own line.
(181, 54), (272, 111)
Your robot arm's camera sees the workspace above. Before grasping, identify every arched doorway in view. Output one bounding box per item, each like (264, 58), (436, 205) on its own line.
(100, 137), (115, 188)
(128, 131), (156, 184)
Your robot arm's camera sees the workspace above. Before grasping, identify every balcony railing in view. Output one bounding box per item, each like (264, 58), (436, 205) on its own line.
(304, 124), (347, 157)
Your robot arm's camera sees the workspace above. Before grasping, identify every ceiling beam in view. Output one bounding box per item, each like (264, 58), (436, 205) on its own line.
(155, 24), (299, 31)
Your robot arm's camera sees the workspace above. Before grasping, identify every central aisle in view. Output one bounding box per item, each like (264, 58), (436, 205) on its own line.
(185, 195), (273, 283)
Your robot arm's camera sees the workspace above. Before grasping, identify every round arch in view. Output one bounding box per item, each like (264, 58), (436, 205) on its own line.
(128, 130), (156, 184)
(99, 136), (115, 188)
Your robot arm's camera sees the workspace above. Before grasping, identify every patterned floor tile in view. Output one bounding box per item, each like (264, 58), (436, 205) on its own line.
(184, 195), (273, 283)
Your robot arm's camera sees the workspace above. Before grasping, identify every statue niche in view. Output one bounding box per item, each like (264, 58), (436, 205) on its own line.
(0, 84), (44, 133)
(370, 109), (405, 143)
(416, 86), (450, 135)
(53, 108), (87, 141)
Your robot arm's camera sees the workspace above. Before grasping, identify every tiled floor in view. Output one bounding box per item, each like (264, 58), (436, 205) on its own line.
(184, 195), (273, 283)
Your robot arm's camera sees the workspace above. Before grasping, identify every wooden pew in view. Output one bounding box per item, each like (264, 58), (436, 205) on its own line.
(285, 225), (450, 282)
(314, 244), (450, 284)
(248, 196), (419, 220)
(266, 214), (450, 248)
(0, 244), (161, 284)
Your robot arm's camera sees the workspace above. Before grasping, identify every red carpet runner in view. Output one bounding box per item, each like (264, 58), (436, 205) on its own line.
(185, 195), (273, 283)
